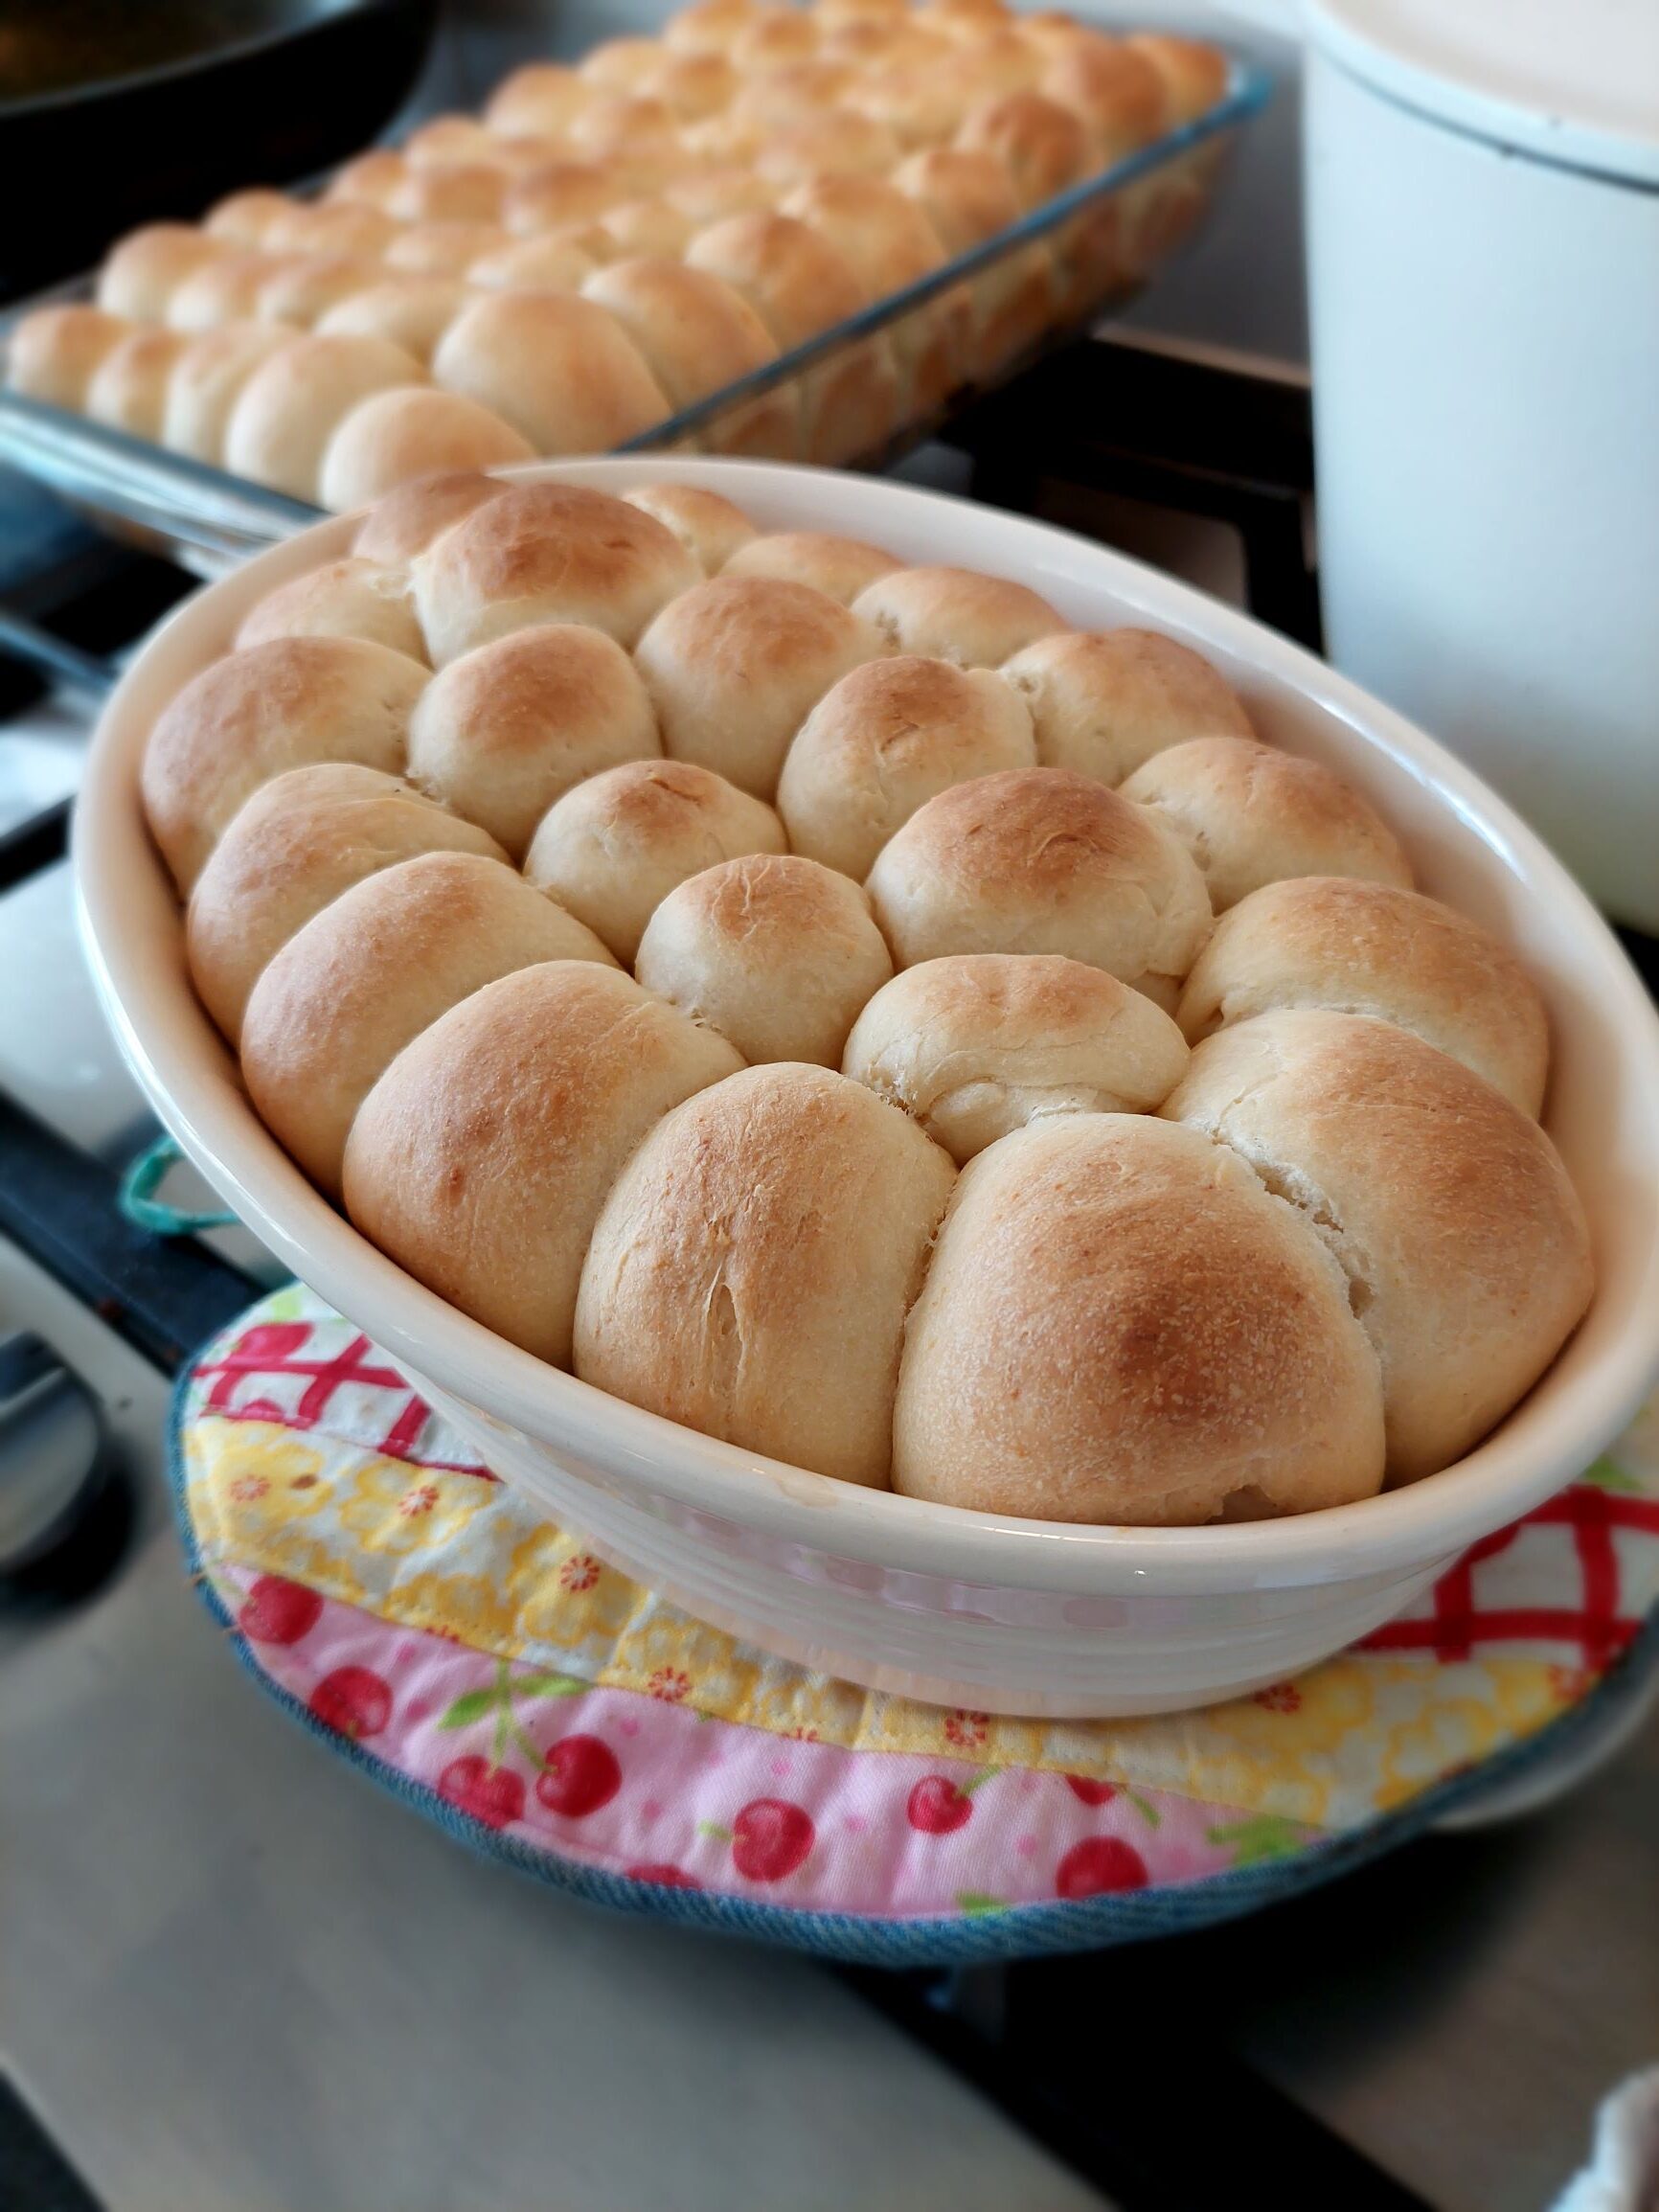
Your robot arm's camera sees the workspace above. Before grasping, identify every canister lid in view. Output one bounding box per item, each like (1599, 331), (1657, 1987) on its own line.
(1305, 0), (1659, 183)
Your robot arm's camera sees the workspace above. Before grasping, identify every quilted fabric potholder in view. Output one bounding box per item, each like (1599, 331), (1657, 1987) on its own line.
(174, 1285), (1659, 1965)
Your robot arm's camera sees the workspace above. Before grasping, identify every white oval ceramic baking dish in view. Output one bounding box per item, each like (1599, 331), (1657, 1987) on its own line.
(74, 456), (1659, 1716)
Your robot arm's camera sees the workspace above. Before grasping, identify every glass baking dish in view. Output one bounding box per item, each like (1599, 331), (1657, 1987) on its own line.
(0, 54), (1267, 578)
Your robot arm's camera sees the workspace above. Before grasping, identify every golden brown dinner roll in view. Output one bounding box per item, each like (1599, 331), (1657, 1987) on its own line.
(85, 328), (191, 441)
(318, 386), (535, 513)
(891, 148), (1057, 376)
(430, 288), (670, 456)
(350, 468), (509, 564)
(467, 233), (599, 292)
(407, 622), (661, 856)
(730, 8), (819, 69)
(636, 853), (894, 1065)
(893, 1112), (1386, 1521)
(646, 50), (739, 120)
(729, 57), (850, 129)
(484, 61), (593, 138)
(256, 254), (385, 329)
(866, 765), (1211, 1005)
(814, 0), (908, 28)
(501, 158), (624, 237)
(524, 757), (786, 962)
(722, 531), (899, 604)
(755, 113), (903, 187)
(6, 305), (133, 412)
(849, 65), (982, 151)
(167, 250), (289, 331)
(399, 115), (508, 171)
(1121, 736), (1414, 912)
(1126, 32), (1230, 122)
(387, 161), (508, 226)
(1001, 627), (1253, 786)
(565, 96), (687, 194)
(666, 168), (777, 226)
(635, 575), (885, 797)
(262, 201), (400, 261)
(581, 34), (669, 90)
(1162, 1010), (1593, 1480)
(185, 764), (505, 1041)
(236, 557), (425, 662)
(1040, 37), (1167, 161)
(344, 960), (740, 1364)
(326, 148), (411, 213)
(141, 634), (428, 893)
(578, 258), (791, 451)
(593, 197), (696, 261)
(778, 654), (1034, 879)
(413, 480), (700, 663)
(204, 188), (294, 247)
(1176, 877), (1551, 1118)
(845, 951), (1189, 1161)
(684, 211), (901, 464)
(241, 851), (617, 1196)
(384, 221), (510, 280)
(96, 224), (225, 321)
(161, 325), (295, 464)
(223, 333), (425, 502)
(622, 482), (759, 572)
(955, 90), (1095, 211)
(852, 564), (1065, 666)
(316, 276), (470, 364)
(575, 1062), (955, 1486)
(665, 0), (764, 52)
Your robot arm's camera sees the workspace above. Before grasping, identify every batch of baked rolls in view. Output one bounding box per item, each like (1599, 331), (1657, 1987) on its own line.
(5, 0), (1228, 506)
(140, 470), (1595, 1526)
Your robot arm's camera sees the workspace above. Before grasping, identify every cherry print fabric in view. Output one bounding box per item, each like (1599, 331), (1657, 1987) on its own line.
(174, 1286), (1659, 1959)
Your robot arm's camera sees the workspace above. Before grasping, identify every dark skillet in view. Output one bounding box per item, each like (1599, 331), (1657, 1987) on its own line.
(0, 0), (439, 305)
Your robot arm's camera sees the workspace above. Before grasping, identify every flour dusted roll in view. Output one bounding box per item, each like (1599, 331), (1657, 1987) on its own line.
(852, 564), (1065, 666)
(351, 468), (509, 564)
(1002, 627), (1253, 786)
(635, 575), (885, 797)
(430, 289), (670, 455)
(893, 1112), (1386, 1521)
(223, 334), (425, 502)
(318, 387), (535, 512)
(236, 557), (427, 663)
(485, 61), (593, 138)
(96, 224), (225, 321)
(845, 952), (1189, 1161)
(162, 326), (295, 463)
(866, 765), (1211, 1006)
(636, 853), (894, 1065)
(413, 480), (699, 663)
(255, 254), (386, 329)
(1121, 736), (1414, 912)
(6, 305), (130, 411)
(1163, 1010), (1594, 1480)
(684, 211), (901, 464)
(317, 277), (471, 364)
(85, 328), (191, 440)
(186, 764), (505, 1040)
(407, 622), (661, 856)
(722, 532), (899, 604)
(575, 1063), (955, 1487)
(344, 961), (741, 1365)
(622, 482), (758, 572)
(778, 654), (1034, 879)
(241, 851), (617, 1195)
(141, 635), (428, 893)
(1177, 878), (1551, 1119)
(524, 759), (786, 962)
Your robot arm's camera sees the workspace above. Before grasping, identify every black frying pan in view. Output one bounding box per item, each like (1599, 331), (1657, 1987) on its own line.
(0, 0), (440, 304)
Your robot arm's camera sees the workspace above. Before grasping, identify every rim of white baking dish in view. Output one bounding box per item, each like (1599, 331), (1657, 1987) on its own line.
(74, 457), (1659, 1598)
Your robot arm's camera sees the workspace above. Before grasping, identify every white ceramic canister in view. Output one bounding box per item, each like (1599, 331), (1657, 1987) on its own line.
(1304, 0), (1659, 926)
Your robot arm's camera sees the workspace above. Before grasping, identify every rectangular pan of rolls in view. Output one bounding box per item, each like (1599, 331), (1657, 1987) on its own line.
(0, 8), (1266, 575)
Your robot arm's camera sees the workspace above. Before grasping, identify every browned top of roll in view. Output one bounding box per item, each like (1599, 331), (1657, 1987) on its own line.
(683, 212), (868, 350)
(852, 563), (1065, 666)
(621, 482), (759, 572)
(350, 468), (510, 565)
